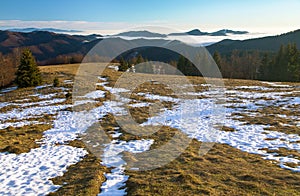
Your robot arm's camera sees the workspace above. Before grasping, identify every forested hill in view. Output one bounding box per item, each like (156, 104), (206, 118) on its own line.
(0, 30), (101, 64)
(207, 29), (300, 54)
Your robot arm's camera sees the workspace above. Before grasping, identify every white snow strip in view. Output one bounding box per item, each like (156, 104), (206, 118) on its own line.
(73, 99), (97, 106)
(98, 76), (108, 81)
(83, 90), (106, 99)
(63, 80), (73, 84)
(19, 98), (66, 107)
(36, 93), (60, 100)
(234, 86), (270, 91)
(35, 84), (52, 90)
(104, 86), (129, 94)
(0, 86), (18, 93)
(96, 82), (109, 86)
(0, 102), (9, 109)
(128, 102), (151, 108)
(111, 132), (123, 138)
(142, 93), (179, 103)
(107, 65), (119, 71)
(99, 139), (154, 196)
(0, 104), (72, 122)
(0, 120), (44, 130)
(0, 98), (65, 111)
(261, 81), (291, 88)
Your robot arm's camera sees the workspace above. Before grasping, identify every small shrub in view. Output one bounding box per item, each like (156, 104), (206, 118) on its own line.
(66, 92), (72, 99)
(53, 77), (60, 87)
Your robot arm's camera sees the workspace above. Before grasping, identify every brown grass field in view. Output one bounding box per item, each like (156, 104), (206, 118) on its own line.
(0, 63), (299, 195)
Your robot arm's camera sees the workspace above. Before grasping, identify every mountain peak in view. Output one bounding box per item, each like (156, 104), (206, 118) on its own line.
(114, 30), (167, 38)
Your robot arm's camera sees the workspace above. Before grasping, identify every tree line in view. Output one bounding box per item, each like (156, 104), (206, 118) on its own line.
(212, 50), (261, 80)
(212, 43), (299, 82)
(118, 54), (153, 73)
(117, 43), (300, 82)
(258, 43), (300, 81)
(1, 43), (299, 89)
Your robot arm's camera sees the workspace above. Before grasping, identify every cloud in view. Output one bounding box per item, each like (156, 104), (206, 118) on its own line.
(0, 20), (294, 36)
(0, 20), (173, 35)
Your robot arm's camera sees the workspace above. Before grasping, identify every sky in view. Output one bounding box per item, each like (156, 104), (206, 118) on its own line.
(0, 0), (299, 34)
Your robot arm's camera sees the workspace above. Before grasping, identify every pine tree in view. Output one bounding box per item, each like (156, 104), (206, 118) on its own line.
(118, 57), (128, 71)
(135, 54), (144, 65)
(258, 53), (270, 80)
(274, 44), (288, 81)
(53, 77), (60, 87)
(287, 43), (300, 81)
(15, 49), (42, 87)
(177, 55), (186, 75)
(213, 51), (222, 70)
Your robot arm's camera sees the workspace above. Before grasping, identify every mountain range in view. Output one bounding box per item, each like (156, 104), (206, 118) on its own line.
(2, 28), (83, 34)
(0, 29), (299, 65)
(114, 29), (249, 37)
(169, 29), (249, 36)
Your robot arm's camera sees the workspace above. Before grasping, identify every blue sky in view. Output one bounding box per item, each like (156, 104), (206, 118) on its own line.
(0, 0), (299, 34)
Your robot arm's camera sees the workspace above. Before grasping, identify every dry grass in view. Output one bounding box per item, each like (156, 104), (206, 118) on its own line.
(39, 63), (80, 83)
(126, 140), (300, 196)
(232, 108), (300, 135)
(2, 63), (300, 195)
(0, 124), (52, 154)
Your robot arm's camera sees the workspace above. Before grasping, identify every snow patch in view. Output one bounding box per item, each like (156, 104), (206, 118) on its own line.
(99, 139), (154, 196)
(128, 102), (151, 107)
(0, 145), (87, 196)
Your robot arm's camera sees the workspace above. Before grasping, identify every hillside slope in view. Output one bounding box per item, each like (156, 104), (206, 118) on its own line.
(0, 30), (101, 63)
(207, 29), (300, 54)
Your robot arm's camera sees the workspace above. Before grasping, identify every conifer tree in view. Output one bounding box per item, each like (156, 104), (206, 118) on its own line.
(177, 55), (186, 75)
(287, 43), (300, 81)
(258, 53), (270, 80)
(118, 57), (129, 71)
(213, 51), (222, 70)
(135, 54), (144, 65)
(15, 49), (42, 87)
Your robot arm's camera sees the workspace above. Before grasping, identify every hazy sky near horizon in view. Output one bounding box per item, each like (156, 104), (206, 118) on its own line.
(0, 0), (299, 34)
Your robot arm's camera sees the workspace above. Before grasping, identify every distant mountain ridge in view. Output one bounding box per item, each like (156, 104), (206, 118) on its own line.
(114, 29), (249, 37)
(3, 28), (83, 34)
(207, 29), (300, 54)
(169, 29), (249, 36)
(0, 29), (299, 65)
(114, 30), (167, 38)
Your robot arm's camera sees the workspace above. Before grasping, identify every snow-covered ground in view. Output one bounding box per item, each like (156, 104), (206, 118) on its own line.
(0, 78), (299, 195)
(139, 82), (300, 172)
(0, 145), (87, 196)
(0, 81), (126, 195)
(0, 80), (156, 195)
